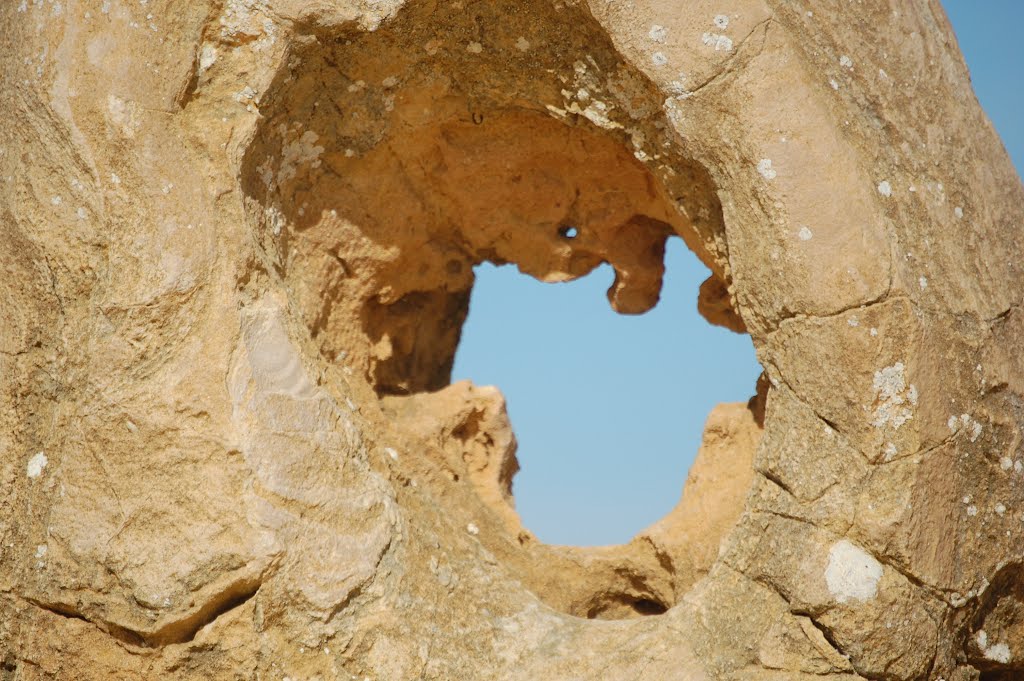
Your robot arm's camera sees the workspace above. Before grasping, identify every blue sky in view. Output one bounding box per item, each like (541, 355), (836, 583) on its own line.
(452, 3), (1024, 547)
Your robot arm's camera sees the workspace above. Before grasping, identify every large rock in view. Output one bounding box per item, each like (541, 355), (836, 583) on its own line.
(0, 0), (1021, 678)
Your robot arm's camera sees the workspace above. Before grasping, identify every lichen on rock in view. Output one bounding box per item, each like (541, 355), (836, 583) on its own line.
(1, 0), (1022, 679)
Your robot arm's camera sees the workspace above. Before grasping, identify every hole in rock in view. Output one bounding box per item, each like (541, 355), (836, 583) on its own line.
(239, 0), (767, 619)
(452, 240), (762, 546)
(558, 225), (580, 240)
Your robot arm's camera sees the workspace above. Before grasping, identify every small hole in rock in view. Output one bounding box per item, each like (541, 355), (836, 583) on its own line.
(630, 598), (668, 616)
(558, 225), (579, 240)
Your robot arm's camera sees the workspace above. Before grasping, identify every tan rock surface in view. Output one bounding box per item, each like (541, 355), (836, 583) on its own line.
(1, 1), (1022, 679)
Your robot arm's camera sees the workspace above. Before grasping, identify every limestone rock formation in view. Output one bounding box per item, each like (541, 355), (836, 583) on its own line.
(1, 0), (1022, 679)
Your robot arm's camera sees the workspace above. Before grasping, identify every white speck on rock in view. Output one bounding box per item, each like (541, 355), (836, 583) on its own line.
(27, 451), (48, 478)
(798, 226), (813, 241)
(199, 45), (217, 70)
(825, 539), (883, 603)
(996, 503), (1007, 515)
(713, 14), (729, 29)
(385, 447), (398, 461)
(877, 180), (892, 197)
(919, 276), (928, 290)
(76, 207), (87, 220)
(515, 36), (530, 51)
(701, 32), (733, 51)
(651, 51), (668, 66)
(829, 78), (840, 90)
(870, 328), (879, 336)
(466, 522), (479, 536)
(50, 196), (62, 206)
(35, 545), (47, 558)
(954, 206), (964, 219)
(839, 55), (853, 68)
(757, 158), (777, 180)
(848, 317), (859, 327)
(648, 25), (667, 43)
(967, 505), (978, 517)
(466, 41), (483, 54)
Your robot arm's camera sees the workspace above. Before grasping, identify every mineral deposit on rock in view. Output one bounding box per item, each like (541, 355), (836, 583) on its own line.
(1, 0), (1022, 679)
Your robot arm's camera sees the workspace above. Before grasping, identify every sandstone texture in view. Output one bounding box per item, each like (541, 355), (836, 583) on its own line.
(1, 0), (1023, 679)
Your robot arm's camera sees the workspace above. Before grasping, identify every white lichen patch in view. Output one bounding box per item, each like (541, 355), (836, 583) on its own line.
(278, 130), (324, 185)
(234, 85), (257, 104)
(27, 451), (48, 478)
(648, 25), (667, 43)
(948, 413), (983, 442)
(871, 362), (916, 430)
(987, 642), (1012, 663)
(107, 95), (141, 137)
(976, 630), (1013, 664)
(798, 226), (813, 241)
(883, 442), (898, 461)
(651, 51), (668, 66)
(954, 206), (964, 219)
(701, 32), (733, 51)
(825, 540), (883, 603)
(839, 54), (853, 68)
(877, 180), (892, 197)
(757, 158), (777, 180)
(713, 14), (729, 29)
(919, 275), (928, 290)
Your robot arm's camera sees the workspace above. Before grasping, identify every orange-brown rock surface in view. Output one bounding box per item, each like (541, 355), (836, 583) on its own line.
(1, 0), (1022, 679)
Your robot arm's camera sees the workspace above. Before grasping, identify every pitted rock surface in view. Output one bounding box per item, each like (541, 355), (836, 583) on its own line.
(1, 1), (1022, 679)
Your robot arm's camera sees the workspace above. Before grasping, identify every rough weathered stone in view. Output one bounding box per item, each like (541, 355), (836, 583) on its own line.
(1, 0), (1022, 679)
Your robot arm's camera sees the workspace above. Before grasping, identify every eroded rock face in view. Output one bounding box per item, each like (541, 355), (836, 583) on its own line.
(1, 0), (1022, 679)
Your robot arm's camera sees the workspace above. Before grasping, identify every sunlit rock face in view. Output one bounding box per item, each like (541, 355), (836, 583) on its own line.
(1, 1), (1022, 679)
